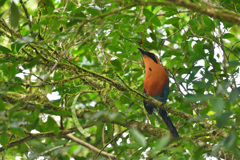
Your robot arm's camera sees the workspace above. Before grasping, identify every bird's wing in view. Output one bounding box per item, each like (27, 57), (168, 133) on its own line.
(162, 79), (169, 103)
(143, 88), (154, 114)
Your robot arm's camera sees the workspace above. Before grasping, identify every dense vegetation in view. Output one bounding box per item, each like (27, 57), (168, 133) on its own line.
(0, 0), (240, 159)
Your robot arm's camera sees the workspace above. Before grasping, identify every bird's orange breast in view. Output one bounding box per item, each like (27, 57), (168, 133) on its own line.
(143, 55), (168, 96)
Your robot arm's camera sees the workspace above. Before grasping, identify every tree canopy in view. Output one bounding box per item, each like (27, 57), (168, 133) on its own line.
(0, 0), (240, 159)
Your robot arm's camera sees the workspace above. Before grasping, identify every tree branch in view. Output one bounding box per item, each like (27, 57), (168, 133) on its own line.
(137, 0), (240, 25)
(1, 91), (169, 139)
(0, 127), (78, 152)
(66, 134), (119, 159)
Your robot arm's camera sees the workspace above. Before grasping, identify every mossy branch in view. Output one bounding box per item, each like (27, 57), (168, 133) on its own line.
(1, 92), (168, 138)
(138, 0), (240, 25)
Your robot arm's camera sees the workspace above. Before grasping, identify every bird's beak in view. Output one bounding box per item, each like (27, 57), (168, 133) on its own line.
(138, 48), (147, 55)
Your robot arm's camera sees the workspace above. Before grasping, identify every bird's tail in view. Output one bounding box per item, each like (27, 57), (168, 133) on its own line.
(158, 110), (179, 138)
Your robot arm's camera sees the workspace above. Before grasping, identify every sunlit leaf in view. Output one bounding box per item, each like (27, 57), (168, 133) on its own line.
(216, 112), (232, 128)
(229, 87), (240, 103)
(186, 94), (213, 102)
(10, 2), (20, 28)
(193, 42), (204, 56)
(0, 45), (12, 53)
(143, 9), (161, 26)
(0, 0), (7, 7)
(87, 7), (100, 16)
(152, 136), (170, 151)
(203, 15), (215, 31)
(9, 126), (26, 137)
(46, 116), (60, 135)
(111, 59), (122, 71)
(212, 97), (225, 116)
(129, 128), (146, 147)
(223, 132), (236, 149)
(165, 17), (180, 28)
(222, 33), (235, 39)
(0, 131), (8, 149)
(71, 93), (90, 138)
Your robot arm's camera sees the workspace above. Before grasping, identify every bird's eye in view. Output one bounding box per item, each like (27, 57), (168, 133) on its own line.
(149, 67), (152, 71)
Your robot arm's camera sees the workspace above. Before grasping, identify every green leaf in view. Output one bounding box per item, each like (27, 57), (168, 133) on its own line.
(142, 39), (157, 50)
(165, 17), (180, 24)
(1, 63), (8, 76)
(216, 112), (232, 128)
(186, 94), (213, 103)
(203, 16), (215, 31)
(16, 43), (27, 53)
(229, 88), (240, 103)
(23, 56), (40, 68)
(143, 9), (161, 26)
(150, 32), (156, 42)
(66, 2), (77, 11)
(162, 6), (178, 12)
(165, 11), (178, 17)
(0, 0), (7, 7)
(0, 45), (12, 53)
(162, 50), (183, 58)
(0, 131), (8, 149)
(10, 2), (20, 28)
(110, 59), (122, 71)
(223, 132), (236, 149)
(129, 128), (146, 147)
(71, 93), (90, 138)
(187, 66), (202, 82)
(0, 99), (5, 111)
(228, 60), (240, 66)
(131, 149), (143, 159)
(87, 7), (100, 16)
(153, 136), (170, 151)
(72, 7), (86, 18)
(108, 44), (123, 52)
(67, 7), (86, 27)
(9, 127), (26, 137)
(222, 33), (235, 39)
(236, 4), (240, 13)
(42, 0), (55, 13)
(152, 6), (161, 14)
(212, 97), (225, 116)
(0, 12), (4, 19)
(188, 19), (199, 32)
(120, 92), (131, 104)
(193, 42), (204, 56)
(164, 17), (180, 28)
(9, 61), (18, 80)
(46, 116), (60, 135)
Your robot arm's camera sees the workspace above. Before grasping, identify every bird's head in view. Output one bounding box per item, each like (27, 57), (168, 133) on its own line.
(138, 48), (159, 64)
(138, 48), (161, 73)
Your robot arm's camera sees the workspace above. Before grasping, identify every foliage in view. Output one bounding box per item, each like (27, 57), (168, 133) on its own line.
(0, 0), (240, 159)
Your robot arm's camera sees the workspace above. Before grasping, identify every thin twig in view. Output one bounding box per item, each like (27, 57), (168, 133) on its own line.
(20, 0), (33, 36)
(20, 74), (90, 87)
(156, 10), (190, 16)
(94, 129), (128, 160)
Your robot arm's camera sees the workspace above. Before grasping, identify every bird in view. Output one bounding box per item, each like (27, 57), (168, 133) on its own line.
(138, 48), (179, 138)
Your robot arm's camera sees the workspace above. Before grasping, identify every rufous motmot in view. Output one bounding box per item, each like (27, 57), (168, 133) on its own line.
(138, 48), (179, 138)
